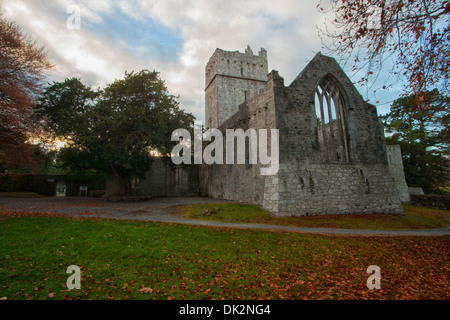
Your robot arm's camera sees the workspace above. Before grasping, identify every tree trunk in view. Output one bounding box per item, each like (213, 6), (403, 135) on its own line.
(110, 164), (131, 195)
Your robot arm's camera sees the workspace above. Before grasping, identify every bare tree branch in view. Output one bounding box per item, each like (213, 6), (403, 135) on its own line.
(317, 0), (450, 109)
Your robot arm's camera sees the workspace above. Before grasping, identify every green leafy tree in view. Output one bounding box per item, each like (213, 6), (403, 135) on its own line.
(381, 89), (449, 193)
(34, 70), (195, 194)
(33, 77), (99, 138)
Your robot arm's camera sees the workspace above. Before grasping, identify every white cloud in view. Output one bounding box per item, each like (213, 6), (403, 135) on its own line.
(117, 0), (329, 121)
(2, 0), (394, 121)
(2, 0), (161, 88)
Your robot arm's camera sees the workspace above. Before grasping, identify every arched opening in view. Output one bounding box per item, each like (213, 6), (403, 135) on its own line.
(314, 75), (350, 162)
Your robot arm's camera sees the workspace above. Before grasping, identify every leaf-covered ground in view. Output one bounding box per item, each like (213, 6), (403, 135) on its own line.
(0, 211), (448, 300)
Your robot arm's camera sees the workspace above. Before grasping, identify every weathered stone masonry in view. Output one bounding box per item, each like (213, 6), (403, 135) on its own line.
(205, 46), (268, 129)
(386, 145), (411, 203)
(201, 47), (405, 216)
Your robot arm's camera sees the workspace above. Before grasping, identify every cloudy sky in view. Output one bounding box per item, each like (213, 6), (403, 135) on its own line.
(2, 0), (399, 122)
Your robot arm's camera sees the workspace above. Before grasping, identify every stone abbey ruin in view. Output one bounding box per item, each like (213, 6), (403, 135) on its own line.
(107, 46), (410, 216)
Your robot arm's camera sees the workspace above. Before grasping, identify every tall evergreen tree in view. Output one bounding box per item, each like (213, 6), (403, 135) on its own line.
(381, 89), (449, 193)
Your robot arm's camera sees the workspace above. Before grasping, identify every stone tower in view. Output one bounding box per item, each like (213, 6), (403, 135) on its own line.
(205, 45), (268, 128)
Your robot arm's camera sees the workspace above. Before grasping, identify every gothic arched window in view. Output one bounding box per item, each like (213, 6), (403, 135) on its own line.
(314, 75), (350, 162)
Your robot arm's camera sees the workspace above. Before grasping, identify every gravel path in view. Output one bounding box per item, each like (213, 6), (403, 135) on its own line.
(0, 196), (449, 236)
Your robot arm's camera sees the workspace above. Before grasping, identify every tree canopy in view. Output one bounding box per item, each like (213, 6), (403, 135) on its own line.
(33, 70), (195, 194)
(0, 12), (53, 171)
(381, 89), (449, 192)
(318, 0), (450, 108)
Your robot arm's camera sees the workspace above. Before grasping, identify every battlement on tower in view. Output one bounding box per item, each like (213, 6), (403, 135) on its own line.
(205, 46), (268, 89)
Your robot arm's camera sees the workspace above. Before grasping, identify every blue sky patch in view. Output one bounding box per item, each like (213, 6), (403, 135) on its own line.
(86, 6), (183, 63)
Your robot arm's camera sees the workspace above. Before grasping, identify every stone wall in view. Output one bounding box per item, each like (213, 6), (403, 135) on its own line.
(386, 144), (411, 203)
(106, 157), (200, 197)
(200, 70), (279, 208)
(276, 162), (404, 216)
(410, 194), (450, 210)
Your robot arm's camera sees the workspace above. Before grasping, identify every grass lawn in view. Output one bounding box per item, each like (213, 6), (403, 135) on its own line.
(175, 203), (450, 230)
(0, 211), (448, 300)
